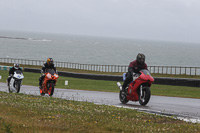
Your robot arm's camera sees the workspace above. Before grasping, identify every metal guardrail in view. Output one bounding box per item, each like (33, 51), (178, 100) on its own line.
(0, 58), (200, 75)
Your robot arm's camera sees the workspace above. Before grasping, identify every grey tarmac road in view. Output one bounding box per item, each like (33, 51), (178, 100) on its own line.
(0, 82), (199, 123)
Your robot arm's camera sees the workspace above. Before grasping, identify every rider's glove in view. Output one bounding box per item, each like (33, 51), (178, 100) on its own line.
(132, 72), (136, 76)
(41, 70), (45, 74)
(133, 72), (139, 81)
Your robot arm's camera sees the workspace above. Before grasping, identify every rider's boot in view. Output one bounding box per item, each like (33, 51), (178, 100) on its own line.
(117, 82), (122, 90)
(121, 86), (127, 96)
(39, 85), (42, 89)
(7, 77), (10, 86)
(39, 80), (42, 89)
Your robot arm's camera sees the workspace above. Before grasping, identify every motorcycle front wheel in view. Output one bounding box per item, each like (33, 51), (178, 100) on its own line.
(139, 86), (151, 106)
(16, 81), (21, 93)
(40, 89), (45, 96)
(8, 86), (12, 93)
(119, 90), (129, 104)
(48, 82), (55, 96)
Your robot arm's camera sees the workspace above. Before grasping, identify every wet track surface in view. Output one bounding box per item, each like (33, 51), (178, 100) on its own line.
(0, 82), (199, 123)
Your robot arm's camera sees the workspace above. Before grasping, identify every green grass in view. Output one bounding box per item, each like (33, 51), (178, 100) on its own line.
(0, 64), (200, 132)
(0, 92), (199, 132)
(1, 70), (200, 99)
(151, 84), (200, 98)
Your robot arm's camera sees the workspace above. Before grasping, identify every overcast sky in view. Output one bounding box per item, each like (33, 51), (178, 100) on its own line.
(0, 0), (200, 43)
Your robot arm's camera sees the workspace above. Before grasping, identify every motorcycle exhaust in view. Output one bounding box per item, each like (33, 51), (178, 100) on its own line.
(117, 82), (122, 90)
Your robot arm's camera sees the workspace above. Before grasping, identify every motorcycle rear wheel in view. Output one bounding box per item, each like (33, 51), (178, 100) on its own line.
(139, 86), (151, 106)
(119, 90), (129, 104)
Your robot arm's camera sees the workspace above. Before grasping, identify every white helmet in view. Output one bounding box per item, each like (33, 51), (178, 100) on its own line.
(14, 63), (20, 69)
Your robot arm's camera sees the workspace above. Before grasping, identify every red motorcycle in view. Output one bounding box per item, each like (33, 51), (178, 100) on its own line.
(117, 69), (154, 106)
(40, 69), (59, 96)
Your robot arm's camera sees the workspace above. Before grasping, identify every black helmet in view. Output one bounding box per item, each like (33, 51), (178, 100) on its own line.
(14, 63), (20, 69)
(47, 58), (54, 65)
(136, 53), (145, 64)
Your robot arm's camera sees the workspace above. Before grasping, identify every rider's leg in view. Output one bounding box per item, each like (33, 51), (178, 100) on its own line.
(122, 72), (132, 92)
(7, 76), (11, 86)
(39, 76), (44, 89)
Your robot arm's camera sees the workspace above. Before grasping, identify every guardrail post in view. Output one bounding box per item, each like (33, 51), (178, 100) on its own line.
(195, 68), (197, 76)
(185, 67), (187, 75)
(166, 66), (168, 74)
(175, 67), (176, 75)
(170, 66), (172, 74)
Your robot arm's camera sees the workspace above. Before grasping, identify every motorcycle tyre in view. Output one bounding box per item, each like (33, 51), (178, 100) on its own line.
(40, 92), (45, 96)
(8, 86), (12, 93)
(16, 81), (21, 93)
(139, 86), (151, 106)
(48, 82), (55, 96)
(40, 87), (45, 96)
(119, 90), (129, 104)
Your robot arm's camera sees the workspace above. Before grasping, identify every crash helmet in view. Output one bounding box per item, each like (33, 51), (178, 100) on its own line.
(47, 58), (54, 66)
(136, 53), (145, 64)
(14, 63), (20, 69)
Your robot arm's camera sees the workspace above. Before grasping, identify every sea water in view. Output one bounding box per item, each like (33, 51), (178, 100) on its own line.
(0, 30), (200, 67)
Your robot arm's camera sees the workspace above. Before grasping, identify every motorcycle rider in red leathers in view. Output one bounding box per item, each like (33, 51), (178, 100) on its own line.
(122, 53), (147, 95)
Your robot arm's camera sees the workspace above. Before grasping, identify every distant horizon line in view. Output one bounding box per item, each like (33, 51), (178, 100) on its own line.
(0, 29), (199, 44)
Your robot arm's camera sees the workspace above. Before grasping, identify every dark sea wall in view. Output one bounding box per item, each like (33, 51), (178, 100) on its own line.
(24, 68), (200, 87)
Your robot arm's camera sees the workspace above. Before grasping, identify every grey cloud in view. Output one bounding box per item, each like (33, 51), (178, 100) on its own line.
(0, 0), (200, 43)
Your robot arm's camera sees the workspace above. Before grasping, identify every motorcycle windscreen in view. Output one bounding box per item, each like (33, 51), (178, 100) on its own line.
(140, 69), (151, 75)
(46, 69), (55, 75)
(140, 69), (154, 83)
(15, 69), (22, 74)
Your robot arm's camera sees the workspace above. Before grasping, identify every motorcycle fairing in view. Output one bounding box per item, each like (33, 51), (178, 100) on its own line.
(127, 71), (154, 101)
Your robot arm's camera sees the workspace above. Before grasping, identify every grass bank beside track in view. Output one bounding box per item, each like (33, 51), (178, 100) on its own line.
(0, 64), (200, 132)
(0, 70), (200, 99)
(0, 91), (199, 132)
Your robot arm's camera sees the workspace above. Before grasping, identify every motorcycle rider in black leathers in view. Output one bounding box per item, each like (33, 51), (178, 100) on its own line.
(7, 63), (23, 86)
(39, 58), (57, 89)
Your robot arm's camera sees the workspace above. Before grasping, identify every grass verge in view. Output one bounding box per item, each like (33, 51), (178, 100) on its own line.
(0, 70), (200, 99)
(0, 92), (199, 132)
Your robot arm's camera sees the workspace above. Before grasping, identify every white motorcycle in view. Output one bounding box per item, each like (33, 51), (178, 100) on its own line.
(8, 70), (24, 93)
